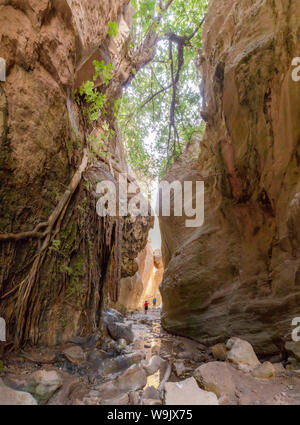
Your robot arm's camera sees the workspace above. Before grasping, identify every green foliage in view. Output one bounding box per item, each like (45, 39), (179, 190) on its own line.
(108, 21), (118, 37)
(73, 60), (114, 124)
(93, 60), (114, 86)
(119, 0), (208, 177)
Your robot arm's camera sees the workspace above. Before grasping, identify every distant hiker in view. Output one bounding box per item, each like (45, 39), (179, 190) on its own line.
(153, 297), (157, 307)
(144, 300), (149, 314)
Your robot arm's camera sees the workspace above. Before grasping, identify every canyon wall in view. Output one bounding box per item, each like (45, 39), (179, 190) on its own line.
(113, 244), (163, 313)
(0, 0), (152, 347)
(160, 0), (300, 355)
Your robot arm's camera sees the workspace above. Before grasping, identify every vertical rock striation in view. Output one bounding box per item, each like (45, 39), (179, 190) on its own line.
(0, 0), (152, 347)
(160, 0), (300, 354)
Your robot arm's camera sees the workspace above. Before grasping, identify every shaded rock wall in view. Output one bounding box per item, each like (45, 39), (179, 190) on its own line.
(160, 0), (300, 354)
(0, 0), (152, 347)
(113, 245), (163, 313)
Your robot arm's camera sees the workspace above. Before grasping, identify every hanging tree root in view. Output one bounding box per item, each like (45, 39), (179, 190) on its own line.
(0, 150), (89, 345)
(0, 149), (89, 243)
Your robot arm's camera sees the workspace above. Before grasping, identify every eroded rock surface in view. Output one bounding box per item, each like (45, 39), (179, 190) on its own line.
(159, 0), (300, 355)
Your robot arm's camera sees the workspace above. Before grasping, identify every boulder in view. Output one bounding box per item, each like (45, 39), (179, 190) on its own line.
(194, 361), (236, 397)
(252, 361), (275, 379)
(285, 341), (300, 361)
(102, 393), (129, 405)
(143, 355), (166, 376)
(173, 360), (188, 377)
(226, 338), (259, 368)
(103, 308), (124, 325)
(69, 333), (99, 349)
(63, 345), (86, 365)
(142, 399), (162, 405)
(164, 377), (219, 405)
(142, 386), (160, 400)
(101, 352), (145, 375)
(26, 370), (63, 404)
(107, 322), (134, 344)
(97, 364), (147, 400)
(0, 379), (37, 405)
(129, 391), (141, 405)
(211, 343), (228, 361)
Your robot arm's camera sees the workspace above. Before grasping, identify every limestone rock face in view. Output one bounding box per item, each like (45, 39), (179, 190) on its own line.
(226, 337), (260, 369)
(0, 378), (37, 405)
(0, 0), (153, 347)
(164, 377), (219, 405)
(194, 361), (236, 398)
(114, 243), (162, 312)
(159, 0), (300, 355)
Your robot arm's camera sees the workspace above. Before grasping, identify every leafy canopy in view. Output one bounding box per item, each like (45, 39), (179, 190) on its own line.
(119, 0), (208, 178)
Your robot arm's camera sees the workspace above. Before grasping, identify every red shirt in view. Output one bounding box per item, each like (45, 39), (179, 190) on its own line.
(144, 301), (149, 307)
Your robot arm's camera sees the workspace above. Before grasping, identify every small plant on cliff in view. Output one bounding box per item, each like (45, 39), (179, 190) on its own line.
(73, 60), (115, 124)
(108, 21), (118, 37)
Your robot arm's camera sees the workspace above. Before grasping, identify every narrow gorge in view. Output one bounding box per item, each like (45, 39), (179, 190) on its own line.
(0, 0), (300, 408)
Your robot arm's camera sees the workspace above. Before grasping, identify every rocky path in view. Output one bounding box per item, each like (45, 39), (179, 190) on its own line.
(1, 308), (300, 405)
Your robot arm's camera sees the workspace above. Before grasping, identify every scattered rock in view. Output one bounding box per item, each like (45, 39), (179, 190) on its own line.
(164, 377), (219, 405)
(177, 351), (194, 360)
(102, 393), (129, 405)
(211, 343), (227, 361)
(97, 364), (147, 400)
(63, 345), (86, 365)
(194, 361), (236, 397)
(143, 355), (166, 375)
(47, 377), (82, 405)
(107, 322), (134, 344)
(273, 363), (286, 376)
(173, 360), (188, 377)
(142, 385), (160, 400)
(26, 370), (63, 404)
(285, 341), (300, 362)
(219, 395), (231, 405)
(129, 391), (141, 405)
(252, 362), (275, 379)
(69, 333), (99, 349)
(117, 338), (127, 348)
(101, 352), (145, 375)
(142, 398), (162, 405)
(0, 379), (37, 405)
(103, 308), (124, 325)
(226, 337), (259, 369)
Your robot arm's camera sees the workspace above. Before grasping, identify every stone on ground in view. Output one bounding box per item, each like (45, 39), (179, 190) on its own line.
(211, 343), (228, 361)
(101, 351), (144, 375)
(194, 361), (236, 397)
(164, 377), (219, 405)
(103, 308), (124, 325)
(226, 337), (260, 369)
(143, 355), (166, 375)
(63, 345), (86, 365)
(142, 398), (162, 405)
(142, 385), (160, 400)
(107, 321), (134, 344)
(173, 360), (188, 377)
(26, 370), (63, 403)
(285, 341), (300, 361)
(0, 378), (37, 405)
(97, 364), (147, 401)
(252, 362), (275, 379)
